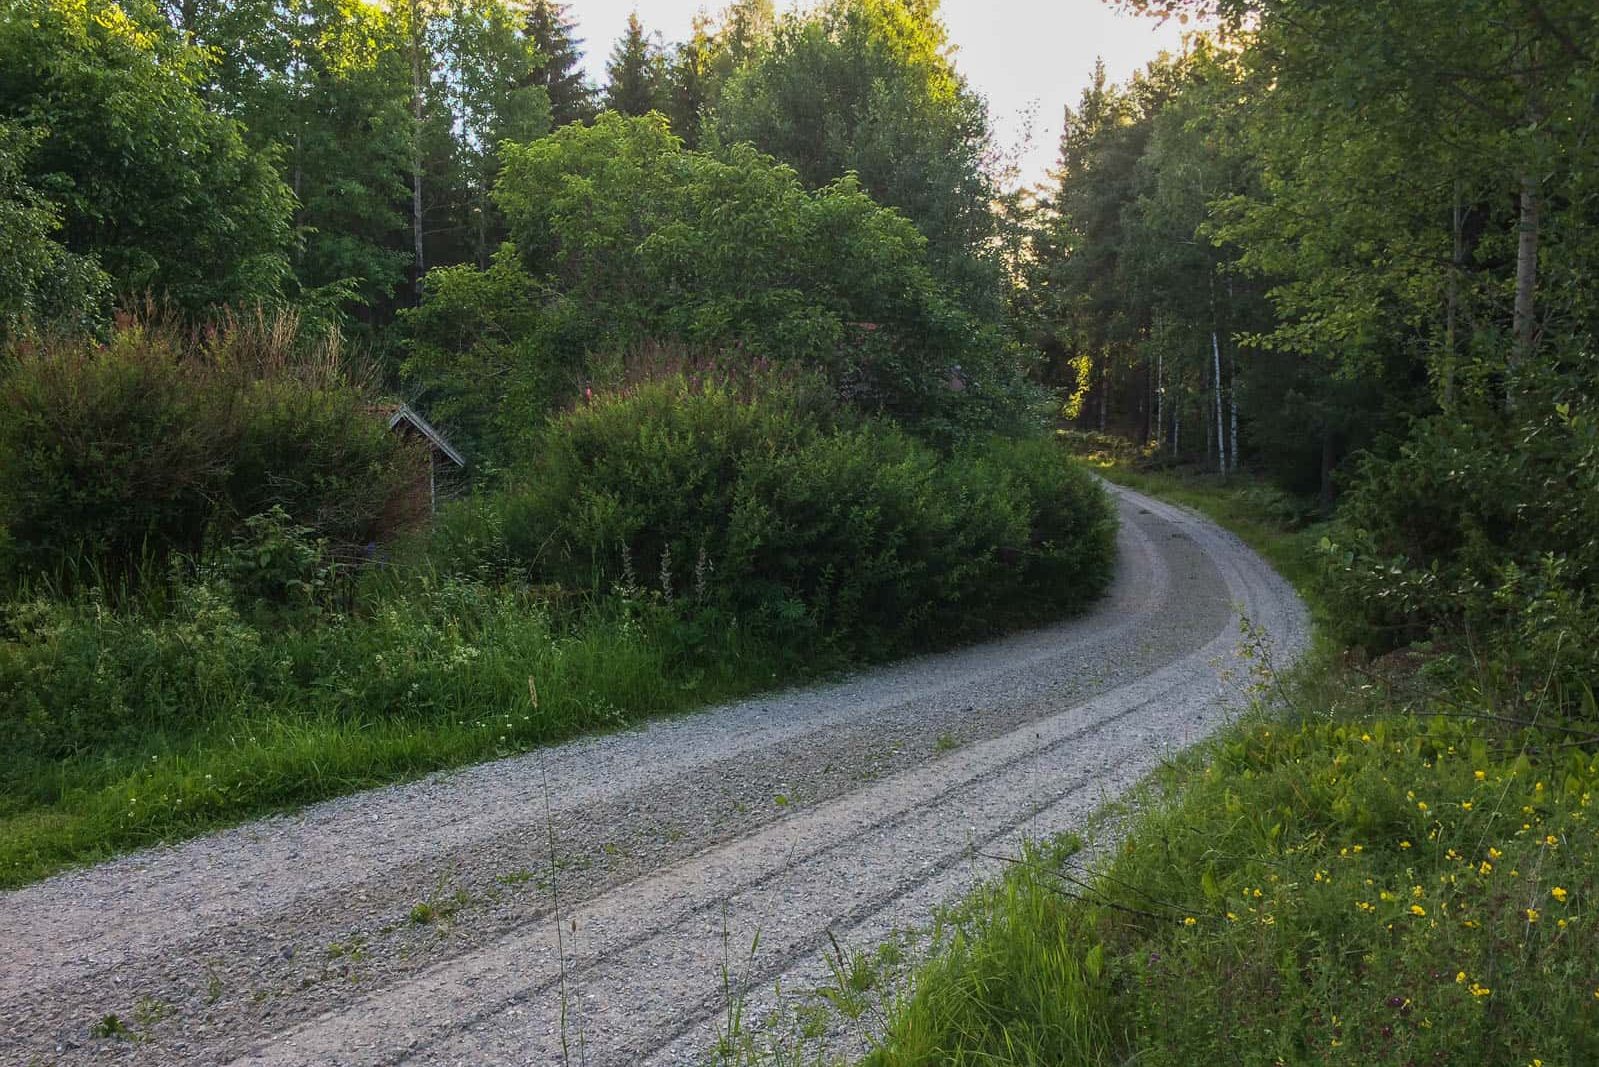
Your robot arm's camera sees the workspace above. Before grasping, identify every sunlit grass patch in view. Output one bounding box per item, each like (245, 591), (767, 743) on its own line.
(870, 713), (1599, 1065)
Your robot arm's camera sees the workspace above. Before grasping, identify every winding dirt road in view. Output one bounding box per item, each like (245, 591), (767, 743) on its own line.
(1, 483), (1307, 1066)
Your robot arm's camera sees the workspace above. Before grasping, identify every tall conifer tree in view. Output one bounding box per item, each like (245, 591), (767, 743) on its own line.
(603, 12), (665, 116)
(522, 0), (593, 126)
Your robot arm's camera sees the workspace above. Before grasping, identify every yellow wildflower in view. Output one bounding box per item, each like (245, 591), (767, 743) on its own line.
(1410, 904), (1426, 917)
(1525, 908), (1540, 923)
(1552, 886), (1568, 903)
(1469, 982), (1491, 997)
(1475, 770), (1486, 781)
(1183, 916), (1197, 926)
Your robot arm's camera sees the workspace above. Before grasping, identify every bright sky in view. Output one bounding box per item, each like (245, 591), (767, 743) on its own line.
(568, 1), (1193, 189)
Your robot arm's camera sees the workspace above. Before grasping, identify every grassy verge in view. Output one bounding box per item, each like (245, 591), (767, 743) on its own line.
(0, 439), (1116, 890)
(865, 459), (1599, 1066)
(0, 584), (805, 889)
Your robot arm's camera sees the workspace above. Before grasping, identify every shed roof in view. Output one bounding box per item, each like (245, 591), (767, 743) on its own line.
(386, 403), (466, 467)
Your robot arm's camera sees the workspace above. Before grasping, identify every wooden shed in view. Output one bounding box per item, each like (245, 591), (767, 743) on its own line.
(380, 402), (466, 519)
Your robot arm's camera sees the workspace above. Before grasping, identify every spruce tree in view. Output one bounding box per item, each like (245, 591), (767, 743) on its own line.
(603, 12), (665, 117)
(664, 24), (712, 146)
(523, 0), (593, 126)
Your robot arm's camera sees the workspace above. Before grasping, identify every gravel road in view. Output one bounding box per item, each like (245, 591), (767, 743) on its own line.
(0, 482), (1307, 1067)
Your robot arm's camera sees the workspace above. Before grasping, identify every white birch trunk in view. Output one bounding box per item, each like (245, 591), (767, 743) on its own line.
(1229, 346), (1239, 474)
(410, 0), (427, 302)
(1212, 329), (1226, 476)
(1155, 349), (1164, 452)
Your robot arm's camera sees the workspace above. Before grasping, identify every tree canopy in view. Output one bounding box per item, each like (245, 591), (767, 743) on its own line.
(0, 0), (296, 310)
(714, 0), (1002, 314)
(403, 113), (1037, 464)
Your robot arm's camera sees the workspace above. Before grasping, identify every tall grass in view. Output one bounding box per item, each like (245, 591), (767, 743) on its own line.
(0, 576), (791, 888)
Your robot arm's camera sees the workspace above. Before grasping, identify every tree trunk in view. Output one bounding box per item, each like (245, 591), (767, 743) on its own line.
(1229, 345), (1239, 474)
(1173, 391), (1180, 459)
(1512, 40), (1542, 379)
(1155, 348), (1164, 451)
(1512, 171), (1540, 370)
(1212, 329), (1226, 476)
(410, 0), (427, 303)
(1443, 179), (1462, 408)
(1097, 352), (1108, 432)
(1319, 430), (1338, 512)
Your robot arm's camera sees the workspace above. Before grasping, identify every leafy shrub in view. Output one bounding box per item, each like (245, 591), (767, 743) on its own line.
(0, 324), (235, 577)
(216, 506), (333, 611)
(1, 580), (265, 760)
(499, 376), (1114, 650)
(0, 310), (411, 586)
(1320, 400), (1599, 706)
(229, 377), (410, 549)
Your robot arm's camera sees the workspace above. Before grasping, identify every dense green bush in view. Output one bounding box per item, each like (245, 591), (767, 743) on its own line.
(0, 312), (411, 585)
(228, 377), (408, 548)
(1320, 398), (1599, 705)
(0, 325), (232, 576)
(498, 376), (1115, 649)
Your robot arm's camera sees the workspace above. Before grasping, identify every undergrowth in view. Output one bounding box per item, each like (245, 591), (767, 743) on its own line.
(0, 578), (791, 888)
(0, 378), (1117, 888)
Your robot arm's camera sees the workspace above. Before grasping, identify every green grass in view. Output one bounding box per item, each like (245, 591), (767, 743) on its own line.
(865, 458), (1599, 1067)
(0, 582), (810, 889)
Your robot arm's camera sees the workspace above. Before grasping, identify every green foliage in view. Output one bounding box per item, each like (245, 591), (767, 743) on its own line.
(497, 377), (1115, 650)
(398, 246), (553, 462)
(0, 569), (778, 884)
(602, 12), (668, 117)
(714, 0), (1000, 312)
(0, 325), (238, 579)
(0, 311), (409, 583)
(216, 507), (335, 611)
(873, 712), (1599, 1066)
(221, 0), (415, 307)
(522, 0), (595, 127)
(1320, 396), (1599, 703)
(229, 371), (408, 550)
(0, 0), (295, 311)
(408, 113), (1039, 463)
(0, 122), (107, 338)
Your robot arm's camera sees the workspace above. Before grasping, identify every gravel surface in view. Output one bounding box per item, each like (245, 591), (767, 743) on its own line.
(0, 483), (1307, 1066)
